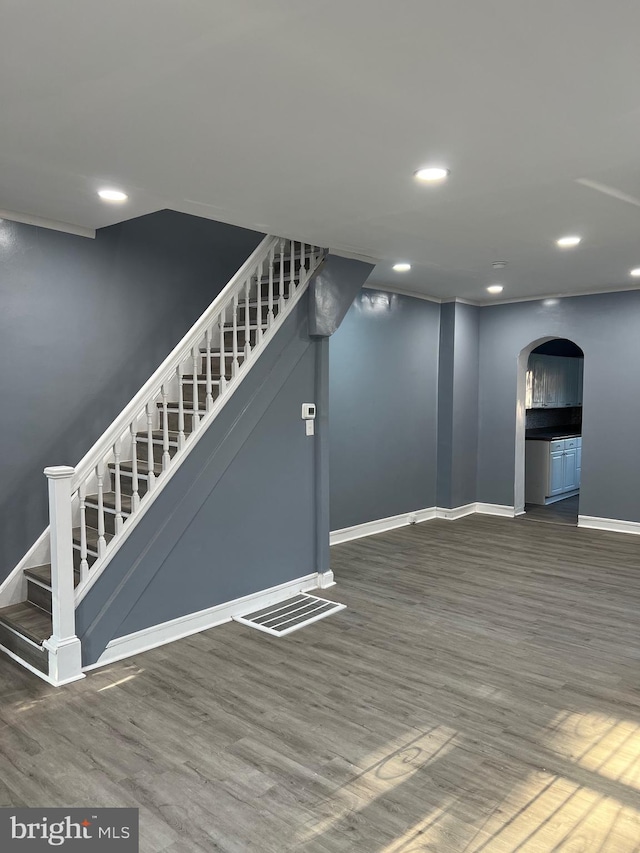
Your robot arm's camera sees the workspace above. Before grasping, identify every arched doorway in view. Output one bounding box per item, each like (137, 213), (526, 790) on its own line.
(515, 337), (584, 524)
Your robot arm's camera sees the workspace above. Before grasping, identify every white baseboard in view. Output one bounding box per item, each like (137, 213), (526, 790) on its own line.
(578, 515), (640, 535)
(317, 570), (335, 589)
(474, 503), (516, 518)
(84, 572), (323, 671)
(436, 503), (476, 520)
(330, 503), (518, 545)
(330, 507), (437, 545)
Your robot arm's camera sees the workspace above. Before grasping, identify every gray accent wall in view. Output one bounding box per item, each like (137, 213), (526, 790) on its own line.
(308, 255), (374, 336)
(329, 290), (440, 530)
(437, 302), (480, 509)
(77, 301), (322, 665)
(0, 211), (262, 583)
(478, 290), (640, 521)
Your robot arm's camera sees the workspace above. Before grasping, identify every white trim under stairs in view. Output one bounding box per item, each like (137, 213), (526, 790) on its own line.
(84, 572), (327, 671)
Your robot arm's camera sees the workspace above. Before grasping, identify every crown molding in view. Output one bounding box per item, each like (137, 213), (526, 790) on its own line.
(0, 208), (95, 239)
(362, 282), (444, 303)
(328, 246), (379, 264)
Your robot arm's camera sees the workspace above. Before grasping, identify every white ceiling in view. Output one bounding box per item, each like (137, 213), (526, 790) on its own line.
(3, 0), (640, 302)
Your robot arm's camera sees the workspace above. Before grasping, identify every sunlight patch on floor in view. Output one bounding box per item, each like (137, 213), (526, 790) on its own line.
(549, 710), (640, 791)
(298, 725), (460, 844)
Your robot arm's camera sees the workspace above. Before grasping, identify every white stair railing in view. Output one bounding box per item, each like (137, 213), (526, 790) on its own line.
(43, 236), (324, 618)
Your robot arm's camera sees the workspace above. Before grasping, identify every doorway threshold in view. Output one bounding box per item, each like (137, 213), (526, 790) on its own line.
(521, 495), (579, 527)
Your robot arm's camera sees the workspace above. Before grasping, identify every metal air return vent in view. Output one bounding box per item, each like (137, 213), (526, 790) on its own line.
(233, 593), (345, 637)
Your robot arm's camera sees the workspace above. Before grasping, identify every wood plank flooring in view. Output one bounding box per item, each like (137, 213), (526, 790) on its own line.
(1, 514), (640, 851)
(522, 495), (580, 527)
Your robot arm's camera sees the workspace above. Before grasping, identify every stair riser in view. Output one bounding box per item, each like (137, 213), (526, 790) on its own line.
(200, 356), (244, 375)
(259, 281), (295, 300)
(85, 507), (129, 537)
(0, 621), (48, 674)
(236, 305), (270, 325)
(27, 581), (51, 615)
(114, 472), (150, 499)
(181, 385), (218, 405)
(136, 441), (178, 465)
(223, 330), (254, 350)
(166, 411), (199, 433)
(73, 547), (97, 573)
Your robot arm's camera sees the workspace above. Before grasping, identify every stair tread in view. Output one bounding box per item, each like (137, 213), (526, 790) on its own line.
(199, 351), (245, 360)
(72, 526), (114, 549)
(157, 402), (212, 412)
(0, 602), (52, 644)
(24, 564), (55, 584)
(223, 323), (259, 330)
(116, 459), (163, 476)
(85, 492), (133, 512)
(135, 429), (181, 442)
(24, 564), (80, 589)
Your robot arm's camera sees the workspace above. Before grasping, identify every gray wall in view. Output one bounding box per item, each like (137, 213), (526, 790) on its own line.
(0, 212), (262, 583)
(478, 291), (640, 521)
(436, 303), (455, 508)
(329, 290), (440, 530)
(436, 302), (480, 508)
(450, 303), (480, 508)
(77, 301), (322, 665)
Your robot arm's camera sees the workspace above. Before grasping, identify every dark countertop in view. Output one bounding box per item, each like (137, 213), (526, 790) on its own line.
(525, 427), (582, 441)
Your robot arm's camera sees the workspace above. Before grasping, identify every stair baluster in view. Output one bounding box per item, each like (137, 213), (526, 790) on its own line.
(130, 422), (140, 510)
(161, 385), (171, 471)
(113, 439), (124, 533)
(290, 240), (296, 298)
(244, 279), (251, 358)
(256, 259), (263, 344)
(176, 365), (185, 450)
(232, 293), (240, 376)
(145, 403), (156, 492)
(267, 246), (275, 326)
(278, 240), (285, 313)
(219, 306), (227, 393)
(299, 243), (306, 284)
(191, 346), (201, 431)
(96, 461), (107, 557)
(79, 481), (89, 582)
(205, 329), (213, 411)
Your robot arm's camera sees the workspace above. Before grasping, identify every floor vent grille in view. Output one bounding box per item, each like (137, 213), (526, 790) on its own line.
(233, 593), (345, 637)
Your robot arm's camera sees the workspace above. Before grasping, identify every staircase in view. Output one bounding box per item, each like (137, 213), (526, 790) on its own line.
(0, 237), (325, 685)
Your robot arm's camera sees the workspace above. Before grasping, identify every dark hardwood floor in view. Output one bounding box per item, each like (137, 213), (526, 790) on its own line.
(522, 495), (580, 527)
(1, 515), (640, 851)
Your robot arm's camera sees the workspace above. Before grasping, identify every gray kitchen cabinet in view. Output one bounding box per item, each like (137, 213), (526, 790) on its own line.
(526, 355), (583, 409)
(525, 437), (582, 505)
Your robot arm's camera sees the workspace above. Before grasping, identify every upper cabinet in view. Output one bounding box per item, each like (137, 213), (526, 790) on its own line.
(526, 355), (583, 409)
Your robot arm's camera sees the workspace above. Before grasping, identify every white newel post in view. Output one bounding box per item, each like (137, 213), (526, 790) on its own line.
(43, 466), (85, 685)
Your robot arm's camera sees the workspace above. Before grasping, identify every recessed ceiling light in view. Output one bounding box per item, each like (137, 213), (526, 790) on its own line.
(556, 235), (581, 248)
(392, 262), (411, 272)
(543, 298), (560, 306)
(630, 268), (640, 277)
(414, 167), (450, 182)
(487, 284), (504, 294)
(98, 189), (128, 202)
